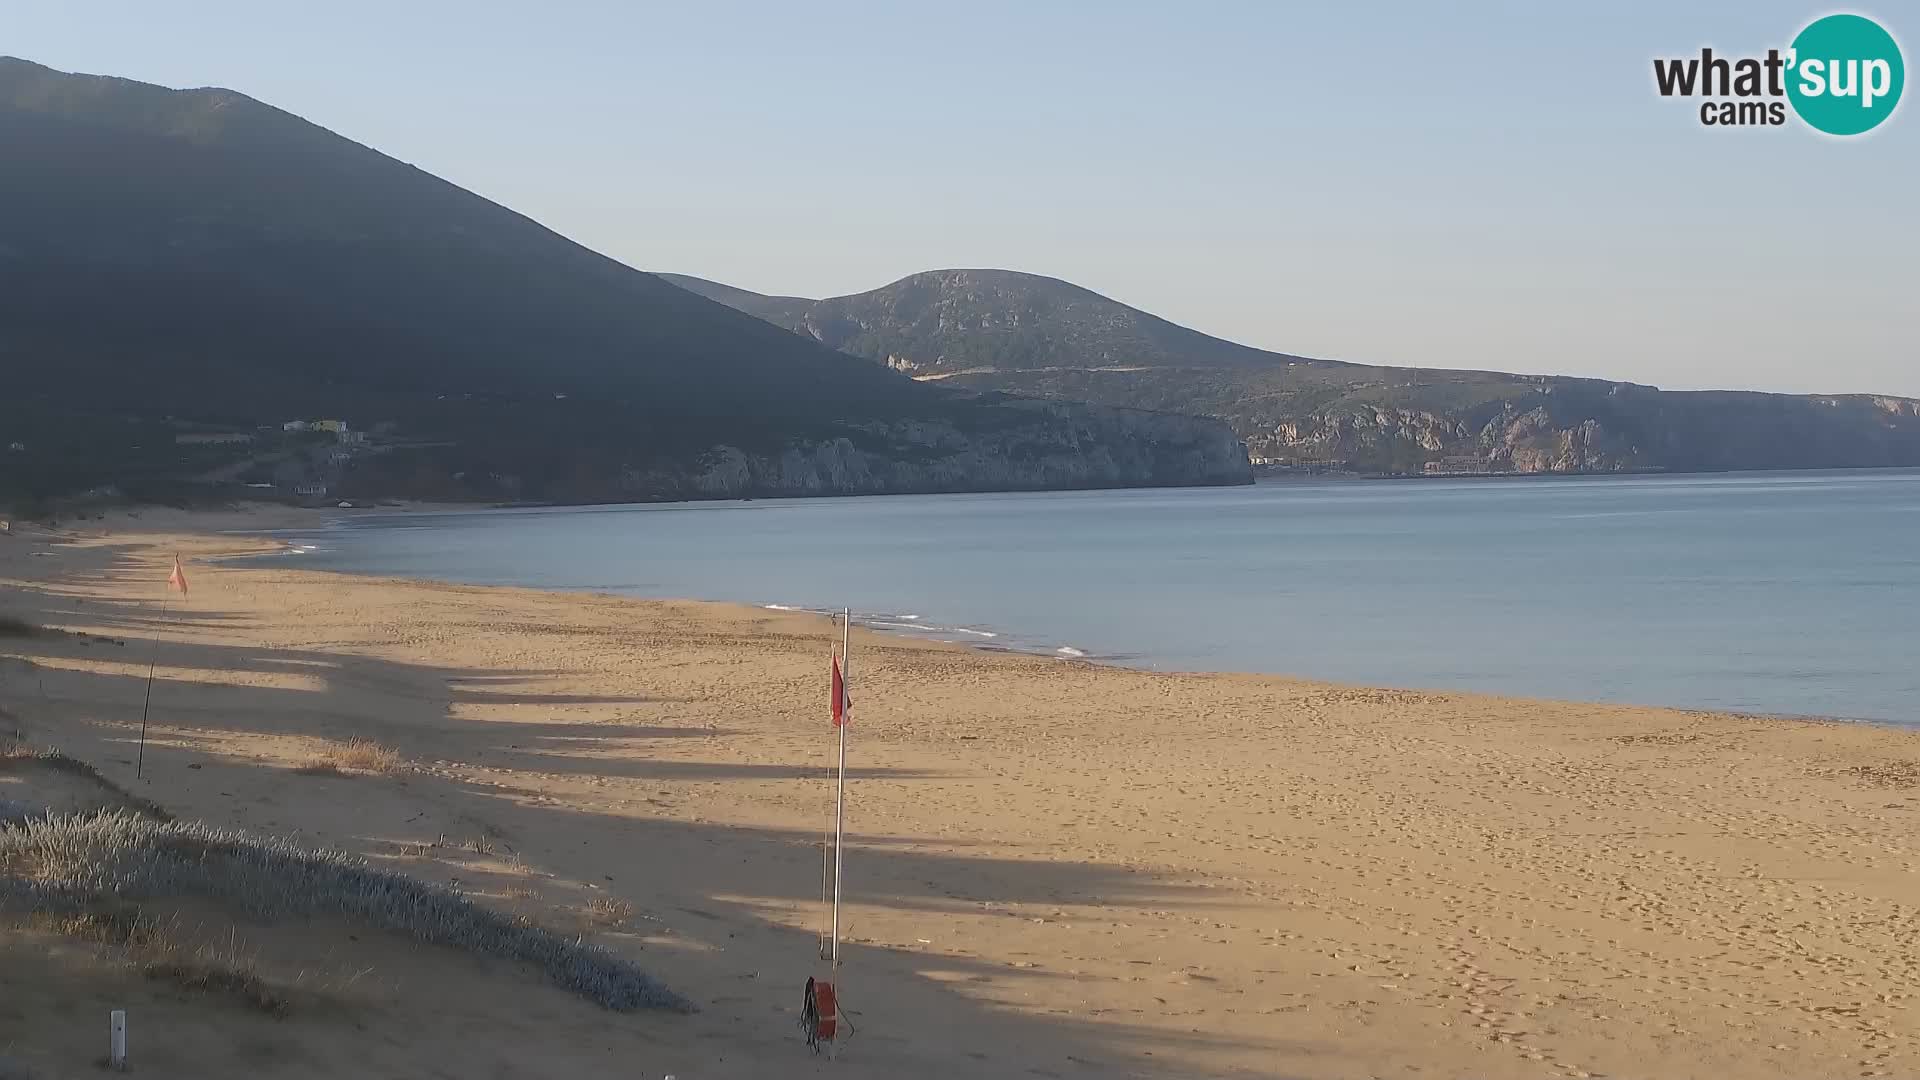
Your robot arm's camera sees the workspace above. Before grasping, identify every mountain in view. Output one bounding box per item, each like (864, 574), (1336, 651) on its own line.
(665, 270), (1920, 475)
(656, 269), (1349, 377)
(0, 59), (1248, 509)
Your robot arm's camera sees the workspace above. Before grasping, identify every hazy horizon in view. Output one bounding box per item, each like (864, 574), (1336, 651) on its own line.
(7, 1), (1914, 398)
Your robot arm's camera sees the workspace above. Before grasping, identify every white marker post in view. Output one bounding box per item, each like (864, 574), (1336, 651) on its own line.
(108, 1009), (127, 1070)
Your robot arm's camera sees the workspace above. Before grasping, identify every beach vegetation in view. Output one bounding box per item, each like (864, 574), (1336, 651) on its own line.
(295, 737), (404, 776)
(0, 810), (690, 1012)
(22, 906), (288, 1015)
(0, 746), (171, 821)
(586, 895), (634, 927)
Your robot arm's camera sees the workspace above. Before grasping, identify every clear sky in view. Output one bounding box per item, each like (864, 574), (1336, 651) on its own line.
(8, 1), (1916, 396)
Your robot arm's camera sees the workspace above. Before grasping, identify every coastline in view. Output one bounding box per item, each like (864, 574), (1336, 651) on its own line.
(241, 505), (1120, 667)
(5, 505), (1920, 1078)
(241, 500), (1912, 729)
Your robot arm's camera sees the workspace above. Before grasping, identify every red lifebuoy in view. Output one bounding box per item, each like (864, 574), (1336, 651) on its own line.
(813, 980), (839, 1041)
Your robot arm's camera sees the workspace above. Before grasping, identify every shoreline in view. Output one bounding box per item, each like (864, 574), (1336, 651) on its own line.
(232, 505), (1912, 731)
(6, 505), (1920, 1077)
(20, 499), (1916, 744)
(19, 504), (1919, 739)
(238, 508), (1133, 669)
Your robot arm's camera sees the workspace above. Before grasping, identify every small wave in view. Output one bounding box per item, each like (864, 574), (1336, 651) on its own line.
(764, 603), (843, 617)
(868, 621), (933, 632)
(947, 626), (998, 639)
(1055, 646), (1088, 658)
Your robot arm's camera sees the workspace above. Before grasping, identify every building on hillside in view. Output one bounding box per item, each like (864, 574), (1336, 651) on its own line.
(312, 419), (347, 434)
(282, 420), (311, 432)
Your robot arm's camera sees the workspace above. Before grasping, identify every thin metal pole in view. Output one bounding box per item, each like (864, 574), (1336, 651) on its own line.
(135, 595), (168, 780)
(819, 798), (833, 958)
(830, 607), (850, 966)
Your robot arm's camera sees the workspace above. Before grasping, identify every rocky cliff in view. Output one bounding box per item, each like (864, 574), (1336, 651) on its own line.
(615, 400), (1252, 497)
(1234, 384), (1920, 475)
(326, 394), (1251, 505)
(1247, 400), (1647, 474)
(668, 271), (1920, 477)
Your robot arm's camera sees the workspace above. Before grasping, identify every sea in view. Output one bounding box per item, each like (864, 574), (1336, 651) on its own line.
(251, 469), (1920, 726)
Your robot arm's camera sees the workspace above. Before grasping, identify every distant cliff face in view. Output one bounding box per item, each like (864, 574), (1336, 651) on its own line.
(667, 271), (1920, 476)
(616, 401), (1252, 498)
(331, 396), (1251, 504)
(1251, 404), (1644, 474)
(1231, 385), (1920, 475)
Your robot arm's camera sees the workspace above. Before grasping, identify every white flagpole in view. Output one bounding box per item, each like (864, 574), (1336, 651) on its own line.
(830, 607), (850, 966)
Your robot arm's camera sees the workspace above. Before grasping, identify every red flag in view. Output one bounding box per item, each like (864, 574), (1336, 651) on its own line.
(831, 654), (850, 727)
(166, 555), (189, 597)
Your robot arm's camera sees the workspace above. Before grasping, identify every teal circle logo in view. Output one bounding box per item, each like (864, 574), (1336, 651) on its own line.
(1786, 14), (1904, 135)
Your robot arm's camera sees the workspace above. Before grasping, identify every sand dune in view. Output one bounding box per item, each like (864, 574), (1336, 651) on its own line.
(2, 506), (1918, 1078)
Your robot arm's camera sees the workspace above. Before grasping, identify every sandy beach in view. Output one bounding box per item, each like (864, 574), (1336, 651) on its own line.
(3, 506), (1918, 1079)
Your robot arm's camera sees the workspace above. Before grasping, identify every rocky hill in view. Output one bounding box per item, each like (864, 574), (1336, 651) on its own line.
(0, 59), (1248, 509)
(666, 271), (1920, 475)
(657, 269), (1350, 376)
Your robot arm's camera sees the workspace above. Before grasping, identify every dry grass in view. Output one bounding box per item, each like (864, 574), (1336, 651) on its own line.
(27, 906), (163, 950)
(144, 959), (290, 1016)
(21, 906), (288, 1015)
(0, 745), (171, 821)
(295, 738), (404, 776)
(0, 810), (688, 1011)
(586, 895), (635, 927)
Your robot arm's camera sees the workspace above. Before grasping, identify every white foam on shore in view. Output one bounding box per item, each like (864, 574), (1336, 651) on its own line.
(759, 603), (1035, 654)
(1055, 646), (1089, 658)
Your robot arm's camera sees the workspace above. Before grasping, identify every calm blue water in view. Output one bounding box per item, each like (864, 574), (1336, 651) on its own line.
(257, 470), (1920, 725)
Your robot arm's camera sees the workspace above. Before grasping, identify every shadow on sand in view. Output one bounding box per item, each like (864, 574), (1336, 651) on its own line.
(1, 536), (1306, 1078)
